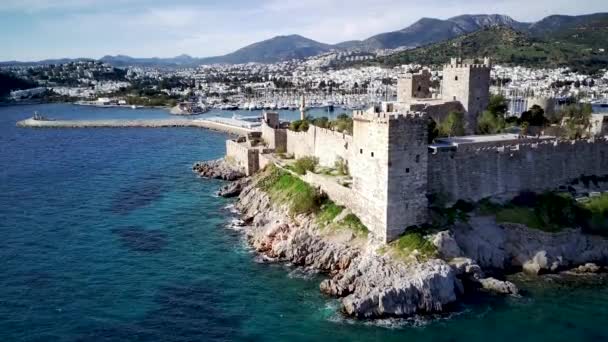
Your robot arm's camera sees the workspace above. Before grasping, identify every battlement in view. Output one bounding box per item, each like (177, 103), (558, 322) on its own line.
(402, 69), (431, 79)
(353, 109), (427, 124)
(441, 137), (608, 154)
(445, 57), (492, 69)
(444, 63), (491, 69)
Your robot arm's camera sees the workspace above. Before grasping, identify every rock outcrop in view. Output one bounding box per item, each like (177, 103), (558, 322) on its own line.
(193, 159), (244, 181)
(235, 181), (461, 318)
(451, 216), (608, 275)
(217, 178), (248, 198)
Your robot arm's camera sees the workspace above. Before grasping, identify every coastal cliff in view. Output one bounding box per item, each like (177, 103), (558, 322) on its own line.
(235, 181), (461, 318)
(197, 160), (608, 319)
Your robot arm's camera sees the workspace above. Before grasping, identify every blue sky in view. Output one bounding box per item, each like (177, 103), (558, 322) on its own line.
(1, 0), (606, 61)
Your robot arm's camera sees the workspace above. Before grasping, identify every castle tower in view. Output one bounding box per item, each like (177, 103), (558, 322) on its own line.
(441, 57), (491, 134)
(397, 69), (432, 103)
(350, 109), (429, 242)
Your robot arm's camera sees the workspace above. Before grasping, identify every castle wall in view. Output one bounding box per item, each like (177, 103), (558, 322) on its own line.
(226, 140), (259, 176)
(409, 101), (465, 124)
(286, 126), (352, 167)
(261, 122), (287, 151)
(428, 139), (608, 202)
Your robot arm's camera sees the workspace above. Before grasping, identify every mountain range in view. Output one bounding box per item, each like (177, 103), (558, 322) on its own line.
(3, 12), (606, 66)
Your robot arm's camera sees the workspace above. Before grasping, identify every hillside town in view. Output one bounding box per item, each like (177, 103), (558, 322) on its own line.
(3, 54), (608, 116)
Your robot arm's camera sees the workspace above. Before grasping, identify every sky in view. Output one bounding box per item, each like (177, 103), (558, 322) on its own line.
(1, 0), (606, 61)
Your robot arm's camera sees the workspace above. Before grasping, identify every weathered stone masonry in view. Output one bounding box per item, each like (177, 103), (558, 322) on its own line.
(428, 139), (608, 202)
(224, 57), (608, 243)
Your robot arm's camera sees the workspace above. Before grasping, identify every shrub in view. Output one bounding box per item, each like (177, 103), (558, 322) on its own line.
(495, 207), (554, 231)
(511, 191), (539, 207)
(289, 119), (310, 132)
(311, 116), (330, 129)
(391, 230), (438, 260)
(292, 156), (319, 175)
(334, 157), (349, 176)
(339, 214), (368, 236)
(317, 201), (344, 226)
(439, 111), (465, 137)
(329, 114), (353, 135)
(580, 193), (608, 236)
(477, 110), (505, 134)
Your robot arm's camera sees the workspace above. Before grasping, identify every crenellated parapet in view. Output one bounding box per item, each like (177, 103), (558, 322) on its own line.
(353, 109), (428, 124)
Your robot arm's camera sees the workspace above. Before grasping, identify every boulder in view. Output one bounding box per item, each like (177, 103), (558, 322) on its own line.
(478, 277), (519, 295)
(432, 231), (463, 259)
(568, 263), (602, 274)
(217, 179), (247, 198)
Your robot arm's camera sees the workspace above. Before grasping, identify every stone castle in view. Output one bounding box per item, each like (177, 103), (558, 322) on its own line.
(226, 58), (608, 243)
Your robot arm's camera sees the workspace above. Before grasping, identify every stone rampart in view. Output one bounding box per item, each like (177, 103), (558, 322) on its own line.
(286, 125), (352, 167)
(226, 140), (259, 176)
(428, 138), (608, 202)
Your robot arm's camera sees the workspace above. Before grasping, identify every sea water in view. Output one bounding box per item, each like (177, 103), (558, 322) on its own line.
(1, 104), (607, 342)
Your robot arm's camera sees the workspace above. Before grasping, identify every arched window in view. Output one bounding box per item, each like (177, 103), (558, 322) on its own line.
(455, 76), (459, 81)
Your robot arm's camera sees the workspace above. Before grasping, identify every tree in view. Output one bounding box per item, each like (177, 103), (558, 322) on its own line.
(487, 94), (508, 117)
(439, 111), (465, 137)
(560, 104), (593, 139)
(519, 105), (548, 127)
(477, 110), (505, 134)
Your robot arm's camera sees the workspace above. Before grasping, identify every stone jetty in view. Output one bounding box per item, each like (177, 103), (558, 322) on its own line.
(16, 117), (254, 136)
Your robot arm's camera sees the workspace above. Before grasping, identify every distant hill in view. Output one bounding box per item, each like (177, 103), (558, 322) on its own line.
(2, 13), (606, 67)
(530, 13), (608, 50)
(345, 14), (530, 51)
(99, 54), (200, 68)
(375, 26), (608, 74)
(200, 35), (334, 64)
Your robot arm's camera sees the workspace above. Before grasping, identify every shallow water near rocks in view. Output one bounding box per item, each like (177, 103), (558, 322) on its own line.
(1, 104), (608, 341)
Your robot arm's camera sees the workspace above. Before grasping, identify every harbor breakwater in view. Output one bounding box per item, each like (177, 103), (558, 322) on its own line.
(16, 117), (254, 136)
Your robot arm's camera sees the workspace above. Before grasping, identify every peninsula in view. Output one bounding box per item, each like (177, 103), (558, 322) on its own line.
(196, 57), (608, 318)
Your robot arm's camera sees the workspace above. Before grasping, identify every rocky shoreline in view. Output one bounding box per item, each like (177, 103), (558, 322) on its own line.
(196, 159), (608, 319)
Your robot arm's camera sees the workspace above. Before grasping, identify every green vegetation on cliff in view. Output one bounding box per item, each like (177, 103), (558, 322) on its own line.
(477, 190), (608, 236)
(258, 165), (369, 236)
(291, 156), (319, 175)
(386, 230), (438, 262)
(257, 165), (324, 215)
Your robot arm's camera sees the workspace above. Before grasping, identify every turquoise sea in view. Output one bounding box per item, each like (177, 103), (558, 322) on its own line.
(1, 103), (607, 342)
